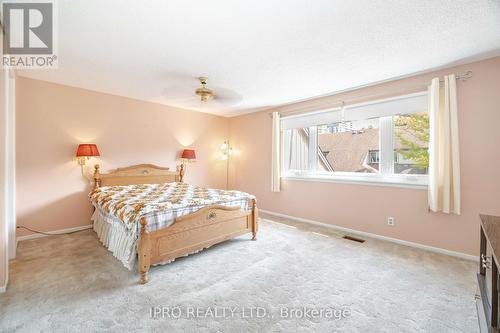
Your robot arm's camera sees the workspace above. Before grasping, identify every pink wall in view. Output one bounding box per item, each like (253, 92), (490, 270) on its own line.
(229, 57), (500, 256)
(16, 77), (229, 236)
(14, 57), (500, 255)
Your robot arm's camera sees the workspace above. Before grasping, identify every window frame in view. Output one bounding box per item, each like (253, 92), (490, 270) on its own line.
(281, 91), (429, 189)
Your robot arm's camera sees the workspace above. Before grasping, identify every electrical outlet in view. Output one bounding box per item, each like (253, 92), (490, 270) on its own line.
(387, 216), (395, 226)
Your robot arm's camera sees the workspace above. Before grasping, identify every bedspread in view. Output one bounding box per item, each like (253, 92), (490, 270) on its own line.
(89, 182), (255, 230)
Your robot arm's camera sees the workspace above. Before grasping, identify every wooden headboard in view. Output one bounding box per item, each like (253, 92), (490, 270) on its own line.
(93, 164), (181, 188)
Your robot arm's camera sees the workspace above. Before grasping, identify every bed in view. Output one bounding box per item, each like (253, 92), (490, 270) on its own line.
(90, 164), (258, 284)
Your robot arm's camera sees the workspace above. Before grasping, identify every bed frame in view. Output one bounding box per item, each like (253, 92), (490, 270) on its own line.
(93, 164), (258, 284)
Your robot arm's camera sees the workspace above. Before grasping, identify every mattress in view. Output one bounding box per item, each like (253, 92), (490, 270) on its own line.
(89, 182), (255, 269)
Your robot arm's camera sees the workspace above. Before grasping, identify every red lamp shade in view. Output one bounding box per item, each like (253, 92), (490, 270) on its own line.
(76, 144), (100, 157)
(181, 149), (196, 160)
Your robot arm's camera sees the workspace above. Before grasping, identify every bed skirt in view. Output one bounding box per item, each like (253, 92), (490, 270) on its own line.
(92, 208), (138, 270)
(91, 208), (194, 270)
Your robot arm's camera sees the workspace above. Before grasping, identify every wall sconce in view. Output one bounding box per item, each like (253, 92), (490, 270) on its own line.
(221, 141), (233, 161)
(76, 144), (100, 175)
(221, 141), (233, 189)
(180, 149), (196, 182)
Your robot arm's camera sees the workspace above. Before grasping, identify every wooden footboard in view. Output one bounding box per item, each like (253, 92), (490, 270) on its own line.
(138, 198), (258, 284)
(91, 163), (258, 284)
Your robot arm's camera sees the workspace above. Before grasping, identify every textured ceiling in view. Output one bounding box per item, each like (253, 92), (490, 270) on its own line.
(18, 0), (500, 116)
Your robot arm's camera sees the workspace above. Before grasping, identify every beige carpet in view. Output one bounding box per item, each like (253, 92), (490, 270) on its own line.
(1, 218), (478, 332)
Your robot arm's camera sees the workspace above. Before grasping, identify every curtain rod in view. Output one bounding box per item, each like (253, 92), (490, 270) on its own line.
(440, 71), (472, 83)
(268, 71), (473, 118)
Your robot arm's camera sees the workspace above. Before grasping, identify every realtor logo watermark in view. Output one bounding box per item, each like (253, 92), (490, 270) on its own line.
(1, 0), (58, 68)
(150, 305), (352, 321)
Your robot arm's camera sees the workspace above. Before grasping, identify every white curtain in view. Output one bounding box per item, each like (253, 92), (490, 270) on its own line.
(271, 111), (281, 192)
(283, 129), (309, 171)
(428, 75), (461, 214)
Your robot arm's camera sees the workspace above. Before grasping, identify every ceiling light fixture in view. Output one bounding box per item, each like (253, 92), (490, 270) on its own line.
(195, 76), (214, 102)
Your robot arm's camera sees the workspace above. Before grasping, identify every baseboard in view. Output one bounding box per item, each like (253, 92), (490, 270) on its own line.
(260, 209), (478, 262)
(16, 224), (93, 243)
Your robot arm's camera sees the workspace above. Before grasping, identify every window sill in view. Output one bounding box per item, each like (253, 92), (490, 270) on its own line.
(281, 173), (428, 190)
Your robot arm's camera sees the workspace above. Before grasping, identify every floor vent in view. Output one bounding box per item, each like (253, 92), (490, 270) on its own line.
(342, 235), (365, 243)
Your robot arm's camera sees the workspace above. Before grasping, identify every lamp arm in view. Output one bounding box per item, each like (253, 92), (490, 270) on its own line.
(179, 162), (185, 183)
(78, 163), (96, 184)
(93, 164), (101, 188)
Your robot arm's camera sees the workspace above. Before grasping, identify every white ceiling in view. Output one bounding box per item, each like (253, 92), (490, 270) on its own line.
(18, 0), (500, 117)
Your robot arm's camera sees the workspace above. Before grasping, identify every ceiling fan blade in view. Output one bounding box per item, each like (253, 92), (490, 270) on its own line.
(211, 86), (242, 105)
(158, 76), (243, 109)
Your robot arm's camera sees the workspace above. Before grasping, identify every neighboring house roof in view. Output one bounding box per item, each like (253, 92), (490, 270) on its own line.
(319, 128), (379, 172)
(318, 127), (427, 173)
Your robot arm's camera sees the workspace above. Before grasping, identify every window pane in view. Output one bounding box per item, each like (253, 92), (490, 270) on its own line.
(393, 112), (429, 174)
(318, 118), (380, 173)
(283, 128), (310, 172)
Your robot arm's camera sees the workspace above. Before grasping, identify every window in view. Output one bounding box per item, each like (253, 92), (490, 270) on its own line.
(318, 118), (380, 173)
(393, 113), (429, 174)
(368, 150), (380, 164)
(281, 92), (429, 187)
